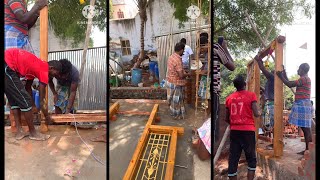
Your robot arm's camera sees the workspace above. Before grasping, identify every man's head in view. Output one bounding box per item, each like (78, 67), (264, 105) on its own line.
(174, 42), (185, 56)
(233, 75), (246, 91)
(298, 63), (310, 76)
(200, 36), (208, 53)
(180, 38), (187, 45)
(59, 59), (73, 79)
(48, 60), (62, 77)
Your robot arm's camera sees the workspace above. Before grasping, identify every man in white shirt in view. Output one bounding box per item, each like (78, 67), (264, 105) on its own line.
(180, 38), (194, 70)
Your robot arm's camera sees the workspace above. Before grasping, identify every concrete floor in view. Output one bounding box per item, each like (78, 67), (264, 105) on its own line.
(5, 125), (106, 180)
(109, 100), (210, 180)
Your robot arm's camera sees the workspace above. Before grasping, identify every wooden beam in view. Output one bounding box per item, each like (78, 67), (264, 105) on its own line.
(39, 6), (49, 132)
(123, 104), (159, 179)
(111, 99), (167, 104)
(123, 128), (150, 180)
(51, 114), (106, 122)
(164, 129), (178, 180)
(258, 135), (273, 142)
(109, 102), (120, 119)
(274, 37), (285, 157)
(117, 111), (152, 116)
(76, 110), (106, 114)
(149, 125), (184, 136)
(254, 61), (261, 145)
(146, 104), (159, 126)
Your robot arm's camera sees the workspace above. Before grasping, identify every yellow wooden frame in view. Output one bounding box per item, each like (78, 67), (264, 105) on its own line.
(247, 35), (285, 157)
(123, 104), (184, 180)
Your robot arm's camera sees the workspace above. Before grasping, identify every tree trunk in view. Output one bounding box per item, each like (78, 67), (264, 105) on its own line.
(79, 0), (96, 80)
(133, 6), (147, 69)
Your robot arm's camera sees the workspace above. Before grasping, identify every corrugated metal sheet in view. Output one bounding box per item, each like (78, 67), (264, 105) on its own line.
(48, 47), (106, 110)
(155, 26), (209, 82)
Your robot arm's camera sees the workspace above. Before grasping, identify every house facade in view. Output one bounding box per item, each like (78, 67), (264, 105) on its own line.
(109, 0), (207, 62)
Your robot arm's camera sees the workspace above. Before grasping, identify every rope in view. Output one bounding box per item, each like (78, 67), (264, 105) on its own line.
(71, 114), (106, 166)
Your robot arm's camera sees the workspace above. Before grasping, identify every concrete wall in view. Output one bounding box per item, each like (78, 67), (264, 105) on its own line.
(110, 87), (167, 100)
(109, 0), (206, 62)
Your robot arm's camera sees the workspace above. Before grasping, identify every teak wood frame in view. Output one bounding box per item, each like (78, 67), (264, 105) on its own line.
(247, 35), (285, 157)
(123, 104), (184, 180)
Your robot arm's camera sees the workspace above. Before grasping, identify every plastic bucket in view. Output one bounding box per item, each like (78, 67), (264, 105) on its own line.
(154, 64), (159, 80)
(149, 61), (157, 75)
(131, 68), (142, 86)
(35, 91), (40, 109)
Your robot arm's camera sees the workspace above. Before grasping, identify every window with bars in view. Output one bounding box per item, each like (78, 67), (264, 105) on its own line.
(117, 9), (124, 18)
(120, 40), (131, 56)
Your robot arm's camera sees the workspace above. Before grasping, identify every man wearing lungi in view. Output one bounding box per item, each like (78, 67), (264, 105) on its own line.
(277, 63), (313, 155)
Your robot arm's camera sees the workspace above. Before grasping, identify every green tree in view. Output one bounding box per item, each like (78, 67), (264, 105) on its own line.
(220, 59), (295, 109)
(28, 0), (106, 47)
(220, 59), (248, 103)
(284, 74), (299, 109)
(168, 0), (313, 56)
(109, 0), (113, 19)
(168, 0), (210, 27)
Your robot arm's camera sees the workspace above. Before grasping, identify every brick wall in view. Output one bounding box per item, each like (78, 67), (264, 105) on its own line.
(110, 87), (167, 99)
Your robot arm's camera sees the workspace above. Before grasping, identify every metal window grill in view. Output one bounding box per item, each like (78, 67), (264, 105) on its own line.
(135, 133), (171, 180)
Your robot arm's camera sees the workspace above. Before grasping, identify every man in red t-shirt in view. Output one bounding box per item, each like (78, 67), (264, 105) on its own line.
(225, 75), (261, 180)
(5, 48), (61, 141)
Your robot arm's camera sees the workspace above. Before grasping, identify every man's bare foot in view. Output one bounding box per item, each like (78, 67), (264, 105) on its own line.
(91, 134), (107, 143)
(15, 131), (29, 140)
(29, 132), (50, 141)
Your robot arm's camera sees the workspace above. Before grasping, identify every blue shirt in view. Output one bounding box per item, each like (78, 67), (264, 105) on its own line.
(264, 75), (275, 100)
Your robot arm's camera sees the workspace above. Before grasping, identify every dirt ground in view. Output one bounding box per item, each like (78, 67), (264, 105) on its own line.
(109, 99), (210, 180)
(5, 125), (106, 180)
(214, 133), (311, 179)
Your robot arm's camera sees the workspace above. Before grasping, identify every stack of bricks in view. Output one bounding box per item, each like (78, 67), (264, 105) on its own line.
(283, 110), (299, 138)
(184, 78), (192, 105)
(110, 87), (167, 100)
(298, 141), (315, 179)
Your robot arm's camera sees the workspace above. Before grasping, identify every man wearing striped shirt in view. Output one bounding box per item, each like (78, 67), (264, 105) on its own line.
(213, 37), (235, 143)
(5, 0), (47, 52)
(277, 63), (313, 155)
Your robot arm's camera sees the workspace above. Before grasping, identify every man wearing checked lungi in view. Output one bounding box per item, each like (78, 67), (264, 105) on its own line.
(276, 63), (313, 155)
(5, 0), (48, 52)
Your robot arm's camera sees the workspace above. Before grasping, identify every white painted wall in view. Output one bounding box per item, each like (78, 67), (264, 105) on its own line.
(28, 22), (84, 56)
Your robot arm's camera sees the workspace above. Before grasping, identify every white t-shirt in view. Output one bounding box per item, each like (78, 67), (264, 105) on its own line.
(182, 45), (193, 68)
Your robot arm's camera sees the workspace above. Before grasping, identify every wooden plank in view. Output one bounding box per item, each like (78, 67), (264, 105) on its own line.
(164, 129), (178, 180)
(146, 104), (159, 126)
(149, 125), (184, 136)
(109, 102), (120, 119)
(254, 61), (261, 145)
(76, 110), (106, 114)
(274, 38), (285, 157)
(123, 128), (150, 180)
(39, 6), (49, 132)
(258, 135), (273, 142)
(117, 111), (151, 115)
(111, 99), (168, 104)
(51, 114), (106, 122)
